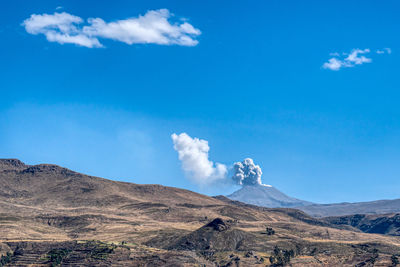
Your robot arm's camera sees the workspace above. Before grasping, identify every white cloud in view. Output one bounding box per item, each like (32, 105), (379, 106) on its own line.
(345, 48), (371, 65)
(22, 12), (102, 48)
(83, 9), (200, 46)
(322, 57), (344, 71)
(323, 48), (372, 71)
(323, 48), (392, 71)
(22, 9), (201, 48)
(24, 12), (82, 35)
(171, 133), (227, 185)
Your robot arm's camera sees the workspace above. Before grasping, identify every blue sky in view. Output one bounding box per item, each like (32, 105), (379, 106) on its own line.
(1, 0), (400, 203)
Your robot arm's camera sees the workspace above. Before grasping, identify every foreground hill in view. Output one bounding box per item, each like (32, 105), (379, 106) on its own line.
(1, 159), (400, 266)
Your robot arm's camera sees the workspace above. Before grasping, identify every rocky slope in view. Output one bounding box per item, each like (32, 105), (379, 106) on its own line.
(323, 213), (400, 236)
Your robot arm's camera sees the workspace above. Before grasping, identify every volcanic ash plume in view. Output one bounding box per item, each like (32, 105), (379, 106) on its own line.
(232, 158), (264, 186)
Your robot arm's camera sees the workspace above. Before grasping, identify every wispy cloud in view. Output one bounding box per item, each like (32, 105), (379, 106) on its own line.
(323, 48), (391, 71)
(22, 9), (201, 48)
(376, 48), (392, 54)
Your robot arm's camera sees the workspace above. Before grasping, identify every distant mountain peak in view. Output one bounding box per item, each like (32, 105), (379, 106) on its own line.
(227, 184), (313, 208)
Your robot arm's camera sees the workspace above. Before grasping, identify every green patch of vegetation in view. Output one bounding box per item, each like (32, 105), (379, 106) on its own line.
(265, 227), (275, 235)
(0, 215), (19, 222)
(367, 248), (379, 265)
(268, 246), (295, 267)
(86, 241), (117, 260)
(0, 252), (13, 267)
(392, 254), (399, 266)
(45, 248), (71, 267)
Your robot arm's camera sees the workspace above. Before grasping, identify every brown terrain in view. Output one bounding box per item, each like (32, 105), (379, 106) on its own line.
(1, 158), (400, 266)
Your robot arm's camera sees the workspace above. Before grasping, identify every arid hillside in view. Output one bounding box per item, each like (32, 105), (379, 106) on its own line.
(323, 213), (400, 236)
(1, 159), (400, 266)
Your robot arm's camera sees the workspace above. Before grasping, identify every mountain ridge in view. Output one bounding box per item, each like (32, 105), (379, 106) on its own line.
(226, 181), (400, 218)
(297, 198), (400, 217)
(1, 159), (400, 266)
